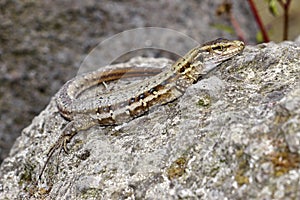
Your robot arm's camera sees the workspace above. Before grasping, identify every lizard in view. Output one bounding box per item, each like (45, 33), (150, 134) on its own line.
(39, 38), (245, 179)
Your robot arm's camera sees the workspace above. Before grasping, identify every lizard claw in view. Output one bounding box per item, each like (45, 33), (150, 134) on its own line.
(62, 136), (70, 154)
(39, 135), (70, 180)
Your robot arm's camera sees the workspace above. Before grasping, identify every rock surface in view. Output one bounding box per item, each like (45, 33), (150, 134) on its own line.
(0, 0), (257, 163)
(0, 41), (300, 199)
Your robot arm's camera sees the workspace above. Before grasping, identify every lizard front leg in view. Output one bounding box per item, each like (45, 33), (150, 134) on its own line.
(39, 115), (98, 179)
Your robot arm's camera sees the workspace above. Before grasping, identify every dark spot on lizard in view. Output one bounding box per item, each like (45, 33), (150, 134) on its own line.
(129, 97), (136, 105)
(138, 93), (145, 100)
(149, 88), (156, 94)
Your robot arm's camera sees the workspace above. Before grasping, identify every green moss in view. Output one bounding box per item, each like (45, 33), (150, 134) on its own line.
(19, 163), (34, 185)
(197, 94), (211, 107)
(234, 149), (250, 186)
(269, 150), (300, 177)
(167, 157), (188, 180)
(81, 188), (103, 199)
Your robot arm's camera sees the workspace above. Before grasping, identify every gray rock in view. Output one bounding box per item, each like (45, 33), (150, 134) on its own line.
(0, 41), (300, 199)
(0, 0), (257, 164)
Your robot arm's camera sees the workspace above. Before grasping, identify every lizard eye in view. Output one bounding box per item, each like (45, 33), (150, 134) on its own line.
(211, 45), (223, 51)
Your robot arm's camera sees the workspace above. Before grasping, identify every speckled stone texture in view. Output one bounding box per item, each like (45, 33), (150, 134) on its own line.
(0, 40), (299, 199)
(0, 0), (256, 165)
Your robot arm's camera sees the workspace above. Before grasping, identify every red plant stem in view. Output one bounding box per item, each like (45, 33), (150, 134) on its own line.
(278, 0), (292, 40)
(229, 12), (246, 42)
(247, 0), (270, 42)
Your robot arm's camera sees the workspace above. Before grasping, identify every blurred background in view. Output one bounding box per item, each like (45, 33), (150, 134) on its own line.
(0, 0), (299, 164)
